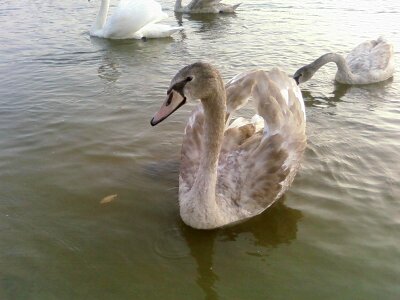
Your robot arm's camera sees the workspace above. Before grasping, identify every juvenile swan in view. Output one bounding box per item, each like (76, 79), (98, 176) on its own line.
(90, 0), (182, 39)
(293, 37), (394, 85)
(151, 62), (306, 229)
(174, 0), (241, 13)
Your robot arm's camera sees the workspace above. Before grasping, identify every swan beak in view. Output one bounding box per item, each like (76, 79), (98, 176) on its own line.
(150, 90), (186, 126)
(293, 75), (300, 85)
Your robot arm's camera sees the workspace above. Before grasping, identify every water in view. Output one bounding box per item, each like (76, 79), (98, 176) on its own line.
(0, 0), (399, 299)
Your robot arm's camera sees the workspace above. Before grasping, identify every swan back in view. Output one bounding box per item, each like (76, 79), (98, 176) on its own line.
(340, 37), (394, 83)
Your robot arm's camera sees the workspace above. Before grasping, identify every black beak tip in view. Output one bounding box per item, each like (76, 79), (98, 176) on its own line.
(293, 76), (300, 85)
(150, 117), (157, 126)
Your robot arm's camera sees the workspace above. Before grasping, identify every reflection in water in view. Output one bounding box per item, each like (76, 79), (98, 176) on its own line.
(179, 199), (302, 300)
(89, 36), (178, 86)
(302, 77), (394, 108)
(174, 12), (236, 33)
(302, 83), (350, 108)
(88, 35), (182, 91)
(219, 198), (303, 247)
(90, 37), (123, 84)
(180, 226), (219, 300)
(97, 54), (121, 83)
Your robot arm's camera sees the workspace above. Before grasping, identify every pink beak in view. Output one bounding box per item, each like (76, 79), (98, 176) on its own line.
(150, 90), (186, 126)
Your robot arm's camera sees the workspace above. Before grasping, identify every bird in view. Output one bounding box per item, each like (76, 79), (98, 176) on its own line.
(150, 62), (306, 229)
(174, 0), (241, 14)
(89, 0), (182, 39)
(293, 37), (394, 85)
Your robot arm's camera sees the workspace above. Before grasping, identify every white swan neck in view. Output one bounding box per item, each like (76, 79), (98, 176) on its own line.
(92, 0), (110, 32)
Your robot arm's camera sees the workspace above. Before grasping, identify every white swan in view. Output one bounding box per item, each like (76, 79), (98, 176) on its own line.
(90, 0), (182, 39)
(293, 37), (394, 85)
(151, 62), (306, 229)
(174, 0), (241, 14)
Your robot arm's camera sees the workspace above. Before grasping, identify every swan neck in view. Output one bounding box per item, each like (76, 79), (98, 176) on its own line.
(200, 90), (227, 172)
(312, 53), (353, 78)
(93, 0), (110, 32)
(180, 67), (227, 228)
(189, 84), (226, 204)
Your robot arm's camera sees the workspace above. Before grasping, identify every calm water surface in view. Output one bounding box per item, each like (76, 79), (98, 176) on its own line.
(0, 0), (399, 299)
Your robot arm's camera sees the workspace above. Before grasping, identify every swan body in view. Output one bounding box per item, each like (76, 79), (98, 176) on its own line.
(90, 0), (182, 39)
(174, 0), (241, 14)
(293, 37), (394, 85)
(151, 62), (306, 229)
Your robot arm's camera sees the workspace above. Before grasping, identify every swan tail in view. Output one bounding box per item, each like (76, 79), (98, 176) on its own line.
(232, 3), (241, 11)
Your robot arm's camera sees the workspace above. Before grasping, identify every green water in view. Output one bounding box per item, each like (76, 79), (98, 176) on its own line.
(0, 0), (399, 299)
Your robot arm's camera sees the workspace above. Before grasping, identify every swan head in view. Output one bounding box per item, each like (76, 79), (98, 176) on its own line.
(151, 62), (224, 126)
(293, 65), (314, 85)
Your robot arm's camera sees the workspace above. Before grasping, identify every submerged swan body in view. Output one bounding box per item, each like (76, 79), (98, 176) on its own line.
(90, 0), (182, 39)
(151, 62), (306, 229)
(293, 37), (394, 85)
(174, 0), (241, 13)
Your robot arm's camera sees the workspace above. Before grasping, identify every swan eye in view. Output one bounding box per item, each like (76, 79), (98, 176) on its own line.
(186, 76), (193, 82)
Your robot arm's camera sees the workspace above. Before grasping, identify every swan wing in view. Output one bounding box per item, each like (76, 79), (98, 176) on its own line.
(217, 69), (306, 217)
(135, 23), (182, 39)
(346, 37), (394, 76)
(103, 0), (168, 39)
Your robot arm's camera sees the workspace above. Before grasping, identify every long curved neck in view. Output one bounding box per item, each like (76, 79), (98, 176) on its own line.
(311, 53), (355, 81)
(200, 93), (226, 171)
(93, 0), (110, 32)
(190, 84), (226, 211)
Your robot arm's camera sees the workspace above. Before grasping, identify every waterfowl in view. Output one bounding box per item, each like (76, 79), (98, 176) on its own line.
(174, 0), (241, 14)
(293, 37), (394, 85)
(90, 0), (182, 39)
(151, 62), (306, 229)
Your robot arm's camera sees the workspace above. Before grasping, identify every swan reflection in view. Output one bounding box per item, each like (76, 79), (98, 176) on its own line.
(174, 12), (236, 33)
(178, 199), (302, 300)
(90, 36), (177, 84)
(302, 77), (394, 108)
(97, 54), (121, 83)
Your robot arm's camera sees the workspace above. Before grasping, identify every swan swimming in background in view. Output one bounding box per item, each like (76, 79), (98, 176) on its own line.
(90, 0), (182, 39)
(293, 37), (394, 85)
(150, 62), (306, 229)
(174, 0), (241, 14)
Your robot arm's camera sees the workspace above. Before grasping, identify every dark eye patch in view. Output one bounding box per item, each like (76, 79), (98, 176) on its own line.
(167, 78), (191, 97)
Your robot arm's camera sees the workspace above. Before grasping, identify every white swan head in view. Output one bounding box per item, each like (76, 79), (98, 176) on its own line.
(150, 62), (224, 126)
